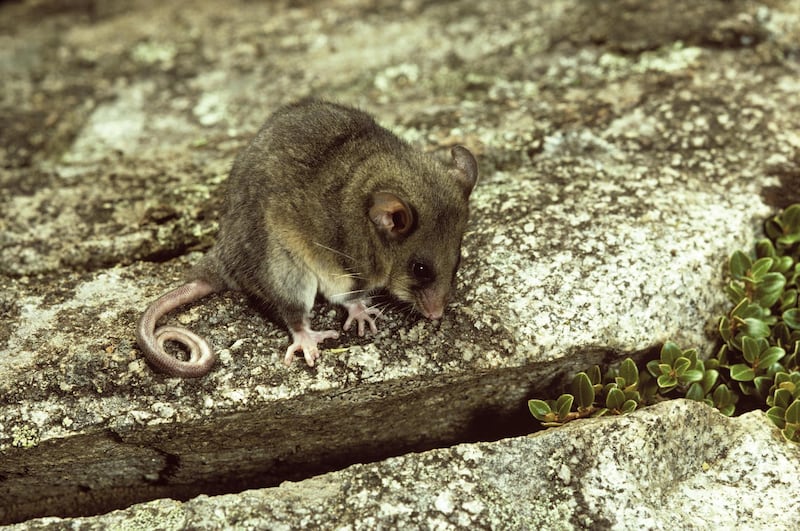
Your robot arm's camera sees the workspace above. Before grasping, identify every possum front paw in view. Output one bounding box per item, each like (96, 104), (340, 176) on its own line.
(284, 327), (340, 367)
(343, 300), (382, 337)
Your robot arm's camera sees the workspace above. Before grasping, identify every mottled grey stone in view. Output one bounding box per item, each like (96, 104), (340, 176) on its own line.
(6, 401), (800, 530)
(2, 0), (800, 526)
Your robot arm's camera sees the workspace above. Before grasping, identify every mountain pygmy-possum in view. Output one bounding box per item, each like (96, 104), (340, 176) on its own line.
(136, 98), (478, 377)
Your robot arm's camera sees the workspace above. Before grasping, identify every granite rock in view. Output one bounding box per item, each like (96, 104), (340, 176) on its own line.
(2, 0), (800, 526)
(7, 400), (800, 530)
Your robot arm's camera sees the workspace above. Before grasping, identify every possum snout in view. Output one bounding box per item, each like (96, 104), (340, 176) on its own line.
(417, 285), (448, 320)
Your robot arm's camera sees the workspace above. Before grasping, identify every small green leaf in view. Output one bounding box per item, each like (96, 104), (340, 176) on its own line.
(779, 380), (798, 396)
(766, 406), (786, 428)
(777, 232), (800, 246)
(757, 337), (770, 353)
(780, 289), (798, 312)
(775, 256), (794, 274)
(621, 400), (638, 414)
(623, 389), (641, 403)
(757, 346), (786, 369)
(587, 365), (602, 386)
(591, 408), (609, 418)
(719, 405), (735, 417)
(773, 322), (792, 345)
(756, 238), (776, 259)
(784, 309), (800, 330)
(736, 302), (768, 320)
(779, 204), (800, 231)
(716, 344), (729, 366)
(750, 257), (774, 282)
(774, 388), (793, 410)
(791, 263), (800, 284)
(719, 316), (732, 343)
(657, 374), (678, 391)
(739, 381), (757, 396)
(713, 384), (735, 407)
(786, 399), (800, 424)
(640, 379), (659, 401)
(754, 272), (786, 307)
(742, 336), (760, 364)
(571, 372), (595, 409)
(619, 358), (639, 387)
(730, 298), (749, 319)
(685, 382), (704, 402)
(741, 318), (770, 339)
(606, 387), (625, 411)
(556, 394), (575, 420)
(701, 369), (719, 394)
(673, 357), (691, 376)
(528, 399), (552, 421)
(730, 364), (756, 381)
(768, 363), (786, 380)
(788, 342), (800, 367)
(681, 370), (704, 383)
(730, 250), (752, 280)
(775, 371), (791, 386)
(661, 342), (682, 365)
(754, 376), (773, 400)
(725, 283), (746, 306)
(765, 218), (782, 240)
(646, 359), (661, 378)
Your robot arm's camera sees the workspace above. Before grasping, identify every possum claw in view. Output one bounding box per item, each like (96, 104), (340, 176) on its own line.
(284, 327), (340, 367)
(343, 300), (382, 337)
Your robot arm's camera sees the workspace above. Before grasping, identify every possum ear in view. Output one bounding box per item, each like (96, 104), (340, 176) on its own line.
(450, 145), (478, 198)
(369, 192), (414, 239)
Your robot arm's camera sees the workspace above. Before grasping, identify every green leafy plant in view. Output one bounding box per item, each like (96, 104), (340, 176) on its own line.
(766, 368), (800, 441)
(528, 359), (642, 425)
(528, 342), (737, 425)
(528, 203), (800, 442)
(715, 204), (800, 440)
(645, 342), (702, 393)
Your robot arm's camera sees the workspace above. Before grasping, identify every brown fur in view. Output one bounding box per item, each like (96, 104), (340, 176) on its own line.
(137, 98), (478, 376)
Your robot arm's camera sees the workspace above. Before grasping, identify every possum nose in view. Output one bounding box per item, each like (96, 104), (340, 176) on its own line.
(425, 307), (444, 320)
(419, 287), (446, 320)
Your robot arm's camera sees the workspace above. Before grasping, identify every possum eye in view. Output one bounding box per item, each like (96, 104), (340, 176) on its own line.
(411, 261), (435, 285)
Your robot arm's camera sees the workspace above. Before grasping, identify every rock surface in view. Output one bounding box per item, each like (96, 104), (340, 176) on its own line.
(2, 0), (800, 526)
(6, 400), (800, 530)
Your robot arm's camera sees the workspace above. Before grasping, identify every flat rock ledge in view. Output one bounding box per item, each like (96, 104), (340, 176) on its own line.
(3, 0), (800, 527)
(4, 400), (799, 530)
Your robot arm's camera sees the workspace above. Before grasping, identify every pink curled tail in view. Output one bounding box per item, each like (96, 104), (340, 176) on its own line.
(136, 279), (218, 378)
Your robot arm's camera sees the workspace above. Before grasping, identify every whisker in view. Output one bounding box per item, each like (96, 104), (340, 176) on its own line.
(364, 301), (386, 317)
(331, 289), (368, 299)
(367, 301), (384, 312)
(334, 272), (364, 280)
(402, 305), (415, 323)
(313, 241), (356, 262)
